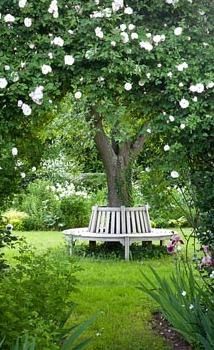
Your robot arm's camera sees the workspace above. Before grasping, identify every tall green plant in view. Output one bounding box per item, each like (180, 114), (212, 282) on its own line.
(139, 262), (214, 349)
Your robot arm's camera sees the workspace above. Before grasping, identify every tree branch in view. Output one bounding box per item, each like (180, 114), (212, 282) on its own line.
(130, 134), (146, 160)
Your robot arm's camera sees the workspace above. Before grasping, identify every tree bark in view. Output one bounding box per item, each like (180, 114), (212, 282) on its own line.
(90, 109), (145, 207)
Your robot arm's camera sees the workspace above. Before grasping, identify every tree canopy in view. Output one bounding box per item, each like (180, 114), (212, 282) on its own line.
(0, 0), (213, 205)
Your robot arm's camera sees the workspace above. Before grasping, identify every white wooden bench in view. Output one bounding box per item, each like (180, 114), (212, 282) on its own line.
(64, 205), (174, 260)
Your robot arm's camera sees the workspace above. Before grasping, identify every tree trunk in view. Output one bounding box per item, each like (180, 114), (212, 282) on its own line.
(91, 109), (145, 207)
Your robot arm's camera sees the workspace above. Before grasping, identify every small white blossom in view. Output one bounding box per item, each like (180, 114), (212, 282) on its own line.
(20, 172), (26, 178)
(128, 24), (135, 31)
(29, 86), (44, 105)
(210, 271), (214, 278)
(131, 32), (138, 40)
(4, 14), (15, 23)
(192, 96), (198, 102)
(120, 32), (129, 43)
(95, 27), (104, 39)
(120, 23), (127, 31)
(189, 304), (194, 310)
(164, 144), (170, 151)
(64, 55), (75, 66)
(146, 33), (152, 38)
(147, 128), (151, 134)
(22, 103), (32, 116)
(167, 72), (173, 78)
(51, 36), (64, 46)
(112, 0), (124, 12)
(19, 0), (27, 8)
(139, 41), (153, 51)
(169, 115), (175, 122)
(0, 78), (8, 89)
(138, 80), (145, 86)
(171, 171), (179, 178)
(41, 64), (52, 75)
(32, 166), (36, 172)
(157, 63), (162, 68)
(179, 82), (184, 87)
(12, 147), (18, 156)
(176, 62), (188, 71)
(124, 6), (133, 15)
(179, 98), (189, 109)
(74, 91), (82, 99)
(124, 82), (132, 91)
(68, 29), (74, 35)
(153, 35), (162, 44)
(180, 123), (186, 129)
(48, 0), (59, 19)
(4, 65), (10, 71)
(145, 167), (151, 172)
(111, 41), (116, 47)
(206, 81), (214, 89)
(24, 17), (32, 27)
(18, 100), (23, 107)
(196, 83), (204, 93)
(48, 52), (53, 59)
(181, 290), (187, 296)
(174, 27), (183, 36)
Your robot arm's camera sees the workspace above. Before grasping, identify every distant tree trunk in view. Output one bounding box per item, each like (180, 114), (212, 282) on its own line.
(91, 109), (146, 207)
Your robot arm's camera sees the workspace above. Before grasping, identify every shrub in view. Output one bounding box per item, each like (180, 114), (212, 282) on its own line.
(60, 195), (91, 229)
(20, 179), (62, 230)
(1, 209), (29, 230)
(139, 262), (214, 349)
(0, 228), (18, 272)
(0, 245), (79, 349)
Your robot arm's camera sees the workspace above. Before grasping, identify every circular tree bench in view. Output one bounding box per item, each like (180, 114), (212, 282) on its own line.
(64, 205), (174, 260)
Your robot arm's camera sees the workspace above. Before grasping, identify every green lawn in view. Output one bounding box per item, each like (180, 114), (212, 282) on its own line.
(10, 230), (193, 350)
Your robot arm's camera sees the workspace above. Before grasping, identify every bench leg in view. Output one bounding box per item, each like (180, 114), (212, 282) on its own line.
(160, 240), (165, 246)
(69, 236), (74, 256)
(89, 240), (96, 250)
(125, 237), (130, 261)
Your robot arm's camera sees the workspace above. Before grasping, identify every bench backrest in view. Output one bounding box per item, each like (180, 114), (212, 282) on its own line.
(88, 205), (152, 234)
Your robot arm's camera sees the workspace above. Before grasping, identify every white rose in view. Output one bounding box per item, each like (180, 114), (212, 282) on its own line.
(20, 172), (26, 178)
(22, 103), (32, 116)
(64, 55), (75, 65)
(206, 81), (214, 89)
(171, 171), (179, 178)
(124, 6), (133, 14)
(74, 91), (82, 99)
(128, 24), (135, 31)
(4, 14), (15, 23)
(24, 18), (32, 27)
(164, 144), (170, 151)
(179, 98), (189, 109)
(0, 78), (8, 89)
(139, 41), (153, 51)
(120, 32), (129, 43)
(174, 27), (183, 36)
(111, 41), (116, 47)
(124, 82), (132, 91)
(180, 123), (186, 129)
(131, 32), (138, 40)
(120, 24), (127, 31)
(41, 64), (52, 75)
(51, 36), (64, 46)
(19, 0), (27, 8)
(169, 115), (175, 122)
(95, 27), (104, 39)
(196, 83), (204, 93)
(153, 35), (162, 43)
(12, 147), (18, 156)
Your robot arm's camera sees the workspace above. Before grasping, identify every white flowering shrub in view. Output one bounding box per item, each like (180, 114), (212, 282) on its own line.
(0, 0), (212, 207)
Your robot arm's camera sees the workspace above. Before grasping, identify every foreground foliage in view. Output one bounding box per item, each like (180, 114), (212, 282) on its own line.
(0, 245), (79, 349)
(139, 262), (214, 349)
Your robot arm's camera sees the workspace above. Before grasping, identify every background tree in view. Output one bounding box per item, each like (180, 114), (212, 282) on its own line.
(0, 0), (213, 207)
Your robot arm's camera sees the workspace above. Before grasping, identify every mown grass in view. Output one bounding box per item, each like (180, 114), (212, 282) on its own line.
(7, 229), (194, 350)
